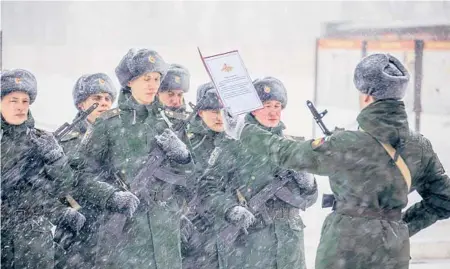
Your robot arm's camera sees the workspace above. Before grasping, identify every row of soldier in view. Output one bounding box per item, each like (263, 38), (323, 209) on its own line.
(1, 48), (450, 269)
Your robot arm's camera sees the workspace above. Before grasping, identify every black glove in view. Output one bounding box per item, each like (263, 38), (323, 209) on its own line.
(155, 129), (190, 163)
(106, 191), (140, 217)
(59, 208), (86, 233)
(30, 131), (64, 164)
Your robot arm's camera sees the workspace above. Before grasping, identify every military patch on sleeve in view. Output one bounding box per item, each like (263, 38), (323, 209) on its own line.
(99, 108), (120, 120)
(311, 136), (332, 150)
(311, 137), (325, 149)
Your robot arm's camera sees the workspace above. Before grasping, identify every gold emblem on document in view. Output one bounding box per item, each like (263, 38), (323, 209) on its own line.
(221, 63), (233, 72)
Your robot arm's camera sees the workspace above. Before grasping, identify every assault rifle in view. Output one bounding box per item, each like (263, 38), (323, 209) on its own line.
(218, 170), (294, 246)
(96, 98), (205, 259)
(306, 100), (336, 209)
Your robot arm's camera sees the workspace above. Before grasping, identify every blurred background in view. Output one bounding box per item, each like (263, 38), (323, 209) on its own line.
(2, 1), (450, 268)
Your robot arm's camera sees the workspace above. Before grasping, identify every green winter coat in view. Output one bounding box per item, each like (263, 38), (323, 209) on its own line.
(79, 90), (194, 269)
(200, 114), (318, 269)
(55, 118), (103, 269)
(1, 113), (76, 269)
(182, 116), (228, 269)
(238, 100), (450, 269)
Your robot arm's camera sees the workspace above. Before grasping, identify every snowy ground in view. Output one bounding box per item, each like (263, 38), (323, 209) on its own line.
(410, 260), (450, 269)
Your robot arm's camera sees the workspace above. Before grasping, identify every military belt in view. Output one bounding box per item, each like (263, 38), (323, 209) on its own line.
(333, 202), (401, 222)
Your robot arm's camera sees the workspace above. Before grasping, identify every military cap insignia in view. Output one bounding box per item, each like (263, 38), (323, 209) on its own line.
(148, 55), (156, 63)
(98, 78), (105, 85)
(15, 77), (21, 84)
(174, 76), (181, 84)
(264, 86), (271, 93)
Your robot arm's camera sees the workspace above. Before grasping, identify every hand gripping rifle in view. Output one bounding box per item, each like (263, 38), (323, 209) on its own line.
(97, 98), (205, 252)
(1, 103), (99, 197)
(218, 170), (294, 247)
(52, 103), (99, 250)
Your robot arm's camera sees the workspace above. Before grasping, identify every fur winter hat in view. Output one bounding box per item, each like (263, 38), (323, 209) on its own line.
(252, 77), (287, 108)
(354, 53), (410, 100)
(196, 82), (223, 110)
(115, 48), (169, 89)
(159, 64), (190, 93)
(72, 73), (117, 108)
(1, 69), (38, 104)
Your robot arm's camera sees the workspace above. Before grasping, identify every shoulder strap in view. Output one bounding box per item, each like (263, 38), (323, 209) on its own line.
(359, 128), (411, 191)
(379, 142), (412, 190)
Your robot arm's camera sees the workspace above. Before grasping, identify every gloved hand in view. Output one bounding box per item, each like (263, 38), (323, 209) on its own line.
(106, 191), (140, 217)
(226, 206), (255, 229)
(291, 170), (316, 190)
(220, 109), (247, 140)
(59, 208), (86, 233)
(155, 129), (190, 163)
(30, 131), (64, 164)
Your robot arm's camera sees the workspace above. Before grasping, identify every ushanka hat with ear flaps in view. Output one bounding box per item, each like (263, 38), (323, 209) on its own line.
(72, 73), (117, 108)
(159, 64), (190, 93)
(196, 82), (224, 111)
(252, 76), (287, 108)
(1, 69), (38, 104)
(353, 53), (410, 100)
(115, 48), (169, 90)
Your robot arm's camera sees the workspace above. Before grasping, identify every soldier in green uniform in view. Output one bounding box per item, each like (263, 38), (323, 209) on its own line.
(199, 77), (318, 269)
(157, 63), (190, 112)
(1, 69), (85, 269)
(54, 73), (121, 269)
(79, 48), (193, 269)
(182, 82), (227, 269)
(223, 54), (450, 269)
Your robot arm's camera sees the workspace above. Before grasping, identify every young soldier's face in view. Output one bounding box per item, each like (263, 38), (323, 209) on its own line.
(128, 72), (161, 105)
(199, 110), (224, 132)
(158, 89), (184, 108)
(0, 91), (30, 125)
(251, 100), (282, 128)
(78, 93), (113, 123)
